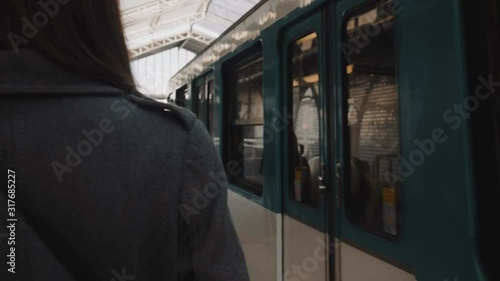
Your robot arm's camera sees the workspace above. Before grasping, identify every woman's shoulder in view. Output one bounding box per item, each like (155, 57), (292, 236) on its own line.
(125, 93), (198, 132)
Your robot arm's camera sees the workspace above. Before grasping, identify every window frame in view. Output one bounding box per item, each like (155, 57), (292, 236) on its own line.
(287, 30), (323, 209)
(194, 80), (207, 125)
(223, 47), (265, 196)
(206, 78), (215, 135)
(341, 0), (402, 241)
(192, 72), (215, 135)
(280, 11), (328, 232)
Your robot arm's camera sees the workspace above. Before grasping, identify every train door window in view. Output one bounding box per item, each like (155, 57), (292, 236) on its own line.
(194, 76), (214, 135)
(196, 83), (207, 125)
(289, 32), (321, 207)
(207, 79), (214, 134)
(343, 2), (401, 237)
(226, 54), (264, 195)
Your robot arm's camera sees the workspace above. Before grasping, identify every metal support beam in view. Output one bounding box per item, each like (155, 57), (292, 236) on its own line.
(125, 13), (195, 40)
(122, 0), (189, 27)
(123, 0), (260, 60)
(129, 31), (212, 60)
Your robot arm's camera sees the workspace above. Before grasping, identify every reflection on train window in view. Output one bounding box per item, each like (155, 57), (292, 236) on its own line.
(289, 32), (321, 207)
(194, 77), (215, 136)
(344, 2), (400, 237)
(196, 83), (207, 125)
(226, 56), (264, 194)
(207, 79), (214, 135)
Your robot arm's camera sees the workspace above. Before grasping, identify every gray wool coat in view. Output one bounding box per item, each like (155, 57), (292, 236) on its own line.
(0, 49), (249, 281)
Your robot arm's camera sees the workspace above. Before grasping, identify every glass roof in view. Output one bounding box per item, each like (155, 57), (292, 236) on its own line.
(120, 0), (261, 60)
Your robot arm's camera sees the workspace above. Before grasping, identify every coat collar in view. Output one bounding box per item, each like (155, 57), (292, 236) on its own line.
(0, 49), (125, 95)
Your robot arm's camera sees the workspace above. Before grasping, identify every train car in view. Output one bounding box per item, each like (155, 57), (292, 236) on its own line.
(169, 0), (499, 280)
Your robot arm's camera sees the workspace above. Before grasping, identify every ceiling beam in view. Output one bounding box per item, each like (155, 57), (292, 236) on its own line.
(125, 12), (196, 40)
(129, 31), (212, 60)
(122, 0), (189, 27)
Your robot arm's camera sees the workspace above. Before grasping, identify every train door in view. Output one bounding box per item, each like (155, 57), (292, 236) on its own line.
(193, 74), (215, 136)
(221, 44), (282, 281)
(332, 1), (415, 280)
(282, 12), (330, 281)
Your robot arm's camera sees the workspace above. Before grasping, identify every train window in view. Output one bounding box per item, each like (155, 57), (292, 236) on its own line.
(194, 76), (214, 136)
(175, 84), (188, 107)
(289, 32), (321, 207)
(196, 83), (207, 125)
(344, 2), (400, 237)
(226, 55), (264, 195)
(207, 79), (214, 134)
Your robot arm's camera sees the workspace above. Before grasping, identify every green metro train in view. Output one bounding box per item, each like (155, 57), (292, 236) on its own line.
(168, 0), (499, 280)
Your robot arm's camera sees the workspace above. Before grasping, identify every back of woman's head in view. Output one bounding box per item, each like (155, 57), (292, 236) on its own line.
(0, 0), (136, 92)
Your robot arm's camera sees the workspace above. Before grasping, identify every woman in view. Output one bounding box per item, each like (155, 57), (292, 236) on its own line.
(0, 1), (249, 280)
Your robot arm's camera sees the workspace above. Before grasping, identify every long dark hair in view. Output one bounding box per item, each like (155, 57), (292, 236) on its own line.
(0, 0), (136, 92)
